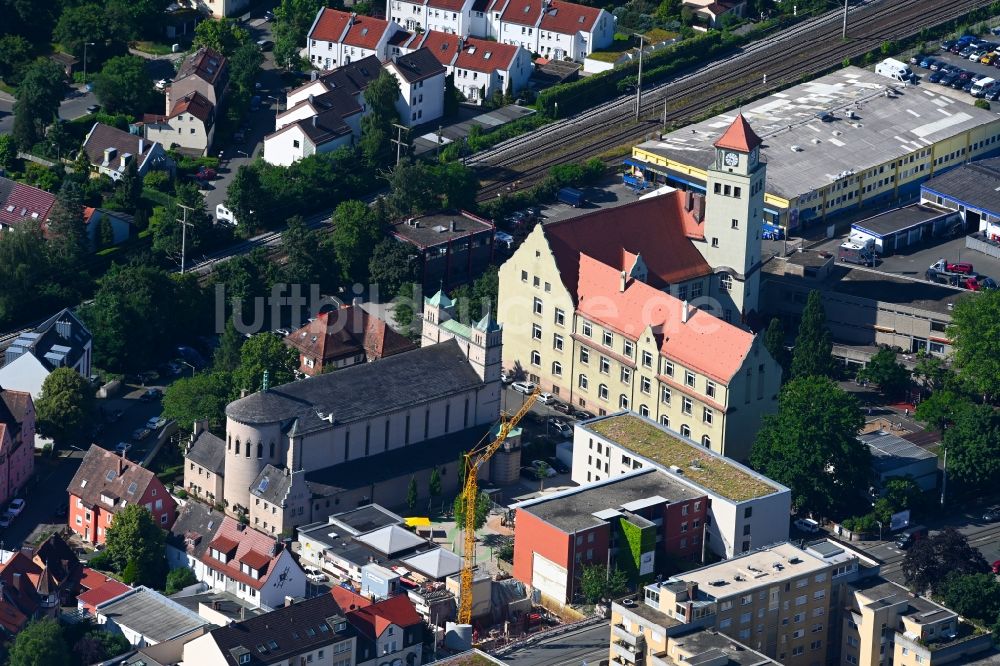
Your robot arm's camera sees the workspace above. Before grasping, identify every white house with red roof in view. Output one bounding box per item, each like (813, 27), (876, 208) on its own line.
(388, 0), (478, 36)
(196, 515), (306, 610)
(492, 0), (613, 59)
(384, 48), (447, 125)
(307, 8), (404, 70)
(141, 90), (217, 156)
(400, 32), (532, 100)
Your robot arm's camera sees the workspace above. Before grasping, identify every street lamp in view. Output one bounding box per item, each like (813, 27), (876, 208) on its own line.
(179, 360), (195, 377)
(875, 520), (883, 542)
(83, 42), (95, 85)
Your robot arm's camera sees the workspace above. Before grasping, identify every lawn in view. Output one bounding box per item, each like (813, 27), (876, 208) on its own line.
(588, 414), (776, 501)
(590, 29), (681, 63)
(132, 41), (178, 56)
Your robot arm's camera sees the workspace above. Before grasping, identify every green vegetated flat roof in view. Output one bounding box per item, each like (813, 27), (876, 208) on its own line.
(590, 29), (680, 63)
(587, 414), (776, 501)
(432, 651), (504, 666)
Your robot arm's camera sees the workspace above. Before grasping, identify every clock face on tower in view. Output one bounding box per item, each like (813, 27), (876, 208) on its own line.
(724, 151), (740, 167)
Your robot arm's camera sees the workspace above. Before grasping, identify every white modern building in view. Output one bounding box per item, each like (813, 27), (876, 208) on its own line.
(384, 48), (447, 126)
(307, 8), (404, 69)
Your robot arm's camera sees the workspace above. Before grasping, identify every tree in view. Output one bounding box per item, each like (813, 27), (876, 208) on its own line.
(226, 165), (263, 235)
(0, 221), (53, 325)
(73, 629), (131, 665)
(902, 528), (988, 594)
(763, 317), (790, 382)
(53, 4), (121, 67)
(790, 290), (834, 379)
(214, 320), (245, 372)
(46, 181), (89, 273)
(942, 404), (1000, 494)
(112, 158), (143, 213)
(104, 504), (167, 588)
(453, 490), (490, 531)
(165, 566), (199, 595)
(36, 368), (95, 448)
(749, 376), (868, 517)
(105, 0), (171, 39)
(406, 476), (418, 512)
(914, 390), (970, 431)
(857, 348), (910, 398)
(151, 182), (213, 262)
(533, 461), (550, 490)
(232, 333), (298, 393)
(0, 35), (33, 87)
(162, 371), (234, 431)
(96, 217), (115, 250)
(360, 70), (401, 168)
(912, 353), (955, 393)
(580, 565), (628, 604)
(93, 55), (155, 116)
(429, 467), (442, 501)
(228, 41), (265, 95)
(194, 18), (251, 56)
(881, 477), (925, 514)
(0, 133), (16, 173)
(282, 215), (333, 288)
(273, 0), (325, 68)
(13, 60), (65, 150)
(7, 618), (69, 666)
(940, 572), (1000, 625)
(948, 289), (1000, 399)
(368, 239), (417, 299)
(331, 199), (383, 284)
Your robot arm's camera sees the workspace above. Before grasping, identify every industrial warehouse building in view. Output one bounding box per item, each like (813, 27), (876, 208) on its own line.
(628, 67), (1000, 231)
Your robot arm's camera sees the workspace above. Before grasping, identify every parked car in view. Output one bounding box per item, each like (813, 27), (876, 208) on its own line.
(993, 560), (1000, 574)
(86, 104), (101, 113)
(264, 9), (274, 20)
(511, 381), (536, 395)
(500, 368), (514, 384)
(194, 167), (217, 181)
(303, 565), (326, 583)
(573, 409), (595, 420)
(895, 525), (928, 549)
(140, 388), (162, 401)
(146, 416), (168, 430)
(547, 458), (570, 474)
(552, 419), (572, 437)
(983, 507), (1000, 522)
(553, 401), (572, 415)
(0, 514), (13, 529)
(928, 70), (946, 84)
(132, 427), (151, 441)
(919, 56), (936, 69)
(257, 39), (274, 51)
(154, 79), (169, 91)
(793, 518), (820, 533)
(7, 499), (25, 517)
(530, 460), (557, 477)
(115, 441), (132, 454)
(536, 392), (556, 405)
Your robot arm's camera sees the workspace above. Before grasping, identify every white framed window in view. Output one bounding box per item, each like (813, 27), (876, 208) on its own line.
(639, 404), (649, 417)
(701, 435), (711, 448)
(682, 397), (692, 415)
(582, 321), (592, 337)
(620, 367), (631, 384)
(530, 351), (541, 366)
(660, 386), (671, 404)
(640, 377), (651, 394)
(706, 381), (716, 398)
(553, 334), (564, 351)
(680, 424), (690, 438)
(619, 394), (629, 409)
(552, 361), (562, 376)
(598, 384), (608, 400)
(641, 351), (653, 368)
(602, 330), (613, 347)
(623, 340), (634, 357)
(685, 371), (696, 387)
(532, 324), (542, 340)
(578, 374), (588, 389)
(663, 360), (674, 376)
(555, 308), (565, 326)
(703, 407), (713, 424)
(533, 297), (543, 315)
(600, 357), (610, 374)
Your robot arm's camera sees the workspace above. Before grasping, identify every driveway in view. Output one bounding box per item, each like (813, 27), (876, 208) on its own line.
(1, 449), (85, 548)
(0, 92), (13, 136)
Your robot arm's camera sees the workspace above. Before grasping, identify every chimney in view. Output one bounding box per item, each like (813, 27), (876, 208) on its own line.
(308, 94), (315, 104)
(138, 138), (145, 154)
(449, 220), (456, 232)
(681, 300), (689, 323)
(692, 194), (705, 223)
(192, 419), (207, 439)
(458, 37), (465, 51)
(350, 12), (357, 24)
(117, 456), (125, 474)
(619, 270), (627, 293)
(240, 605), (246, 620)
(684, 190), (693, 212)
(685, 581), (697, 600)
(312, 115), (318, 127)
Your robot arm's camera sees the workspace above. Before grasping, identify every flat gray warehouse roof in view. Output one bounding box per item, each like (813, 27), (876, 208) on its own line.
(635, 67), (1000, 201)
(860, 431), (937, 474)
(852, 203), (952, 237)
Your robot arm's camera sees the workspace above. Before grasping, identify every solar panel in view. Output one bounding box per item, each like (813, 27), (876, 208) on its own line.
(258, 477), (270, 493)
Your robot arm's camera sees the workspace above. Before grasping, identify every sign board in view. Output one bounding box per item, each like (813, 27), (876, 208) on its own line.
(639, 551), (655, 576)
(889, 510), (911, 532)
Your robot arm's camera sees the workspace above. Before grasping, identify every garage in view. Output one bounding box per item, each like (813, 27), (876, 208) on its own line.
(531, 553), (568, 603)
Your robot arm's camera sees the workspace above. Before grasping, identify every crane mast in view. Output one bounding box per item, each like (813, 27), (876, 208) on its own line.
(458, 387), (539, 624)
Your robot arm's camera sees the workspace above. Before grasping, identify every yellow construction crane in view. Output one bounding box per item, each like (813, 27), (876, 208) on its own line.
(458, 387), (539, 624)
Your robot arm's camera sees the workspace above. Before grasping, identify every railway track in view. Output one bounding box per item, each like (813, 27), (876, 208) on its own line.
(474, 0), (997, 199)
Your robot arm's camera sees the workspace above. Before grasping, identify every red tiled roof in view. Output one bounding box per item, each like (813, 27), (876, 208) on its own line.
(0, 600), (26, 634)
(542, 190), (711, 301)
(713, 113), (761, 152)
(417, 30), (462, 67)
(454, 38), (519, 71)
(175, 47), (227, 87)
(427, 0), (468, 11)
(311, 7), (351, 42)
(501, 0), (541, 26)
(67, 445), (164, 515)
(199, 518), (283, 591)
(347, 594), (422, 639)
(77, 578), (131, 611)
(0, 177), (56, 227)
(343, 14), (392, 50)
(208, 535), (239, 554)
(284, 306), (415, 365)
(170, 91), (215, 123)
(330, 586), (372, 612)
(539, 0), (601, 33)
(576, 255), (755, 383)
(239, 550), (270, 570)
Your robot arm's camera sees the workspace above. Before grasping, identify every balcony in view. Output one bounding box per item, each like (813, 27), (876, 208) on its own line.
(612, 624), (643, 646)
(612, 640), (644, 664)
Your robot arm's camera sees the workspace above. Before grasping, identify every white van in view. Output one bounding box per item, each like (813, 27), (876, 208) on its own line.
(215, 203), (238, 227)
(875, 58), (913, 82)
(972, 77), (996, 96)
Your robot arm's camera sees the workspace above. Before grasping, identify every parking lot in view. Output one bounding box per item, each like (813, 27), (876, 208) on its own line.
(912, 32), (1000, 101)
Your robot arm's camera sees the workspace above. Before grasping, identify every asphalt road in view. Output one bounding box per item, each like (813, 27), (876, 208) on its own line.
(498, 623), (610, 666)
(0, 94), (12, 136)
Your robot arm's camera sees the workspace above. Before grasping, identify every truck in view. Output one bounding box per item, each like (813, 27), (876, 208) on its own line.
(926, 258), (976, 284)
(838, 238), (876, 266)
(972, 76), (997, 96)
(895, 525), (928, 549)
(875, 58), (914, 82)
(557, 187), (585, 207)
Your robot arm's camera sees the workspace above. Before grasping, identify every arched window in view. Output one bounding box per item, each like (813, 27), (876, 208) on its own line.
(660, 415), (669, 427)
(234, 439), (240, 455)
(701, 435), (711, 449)
(256, 442), (263, 459)
(639, 404), (649, 417)
(245, 441), (250, 458)
(680, 424), (691, 438)
(269, 442), (275, 458)
(619, 394), (629, 410)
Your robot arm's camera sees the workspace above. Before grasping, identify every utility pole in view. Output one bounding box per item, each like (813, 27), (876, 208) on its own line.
(176, 203), (195, 274)
(661, 97), (667, 129)
(83, 42), (95, 85)
(842, 0), (848, 39)
(940, 447), (948, 506)
(391, 123), (410, 166)
(634, 33), (646, 121)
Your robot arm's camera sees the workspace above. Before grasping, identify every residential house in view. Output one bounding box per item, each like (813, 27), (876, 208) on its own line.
(77, 566), (132, 617)
(681, 0), (746, 28)
(384, 48), (446, 126)
(451, 37), (532, 102)
(572, 413), (791, 559)
(67, 445), (177, 545)
(493, 0), (614, 60)
(81, 123), (169, 182)
(349, 595), (424, 666)
(0, 177), (55, 231)
(167, 47), (229, 112)
(193, 0), (251, 18)
(512, 468), (708, 605)
(307, 8), (404, 69)
(0, 532), (81, 634)
(83, 207), (134, 250)
(94, 586), (209, 647)
(184, 421), (226, 503)
(166, 500), (222, 573)
(142, 91), (217, 155)
(0, 307), (92, 402)
(0, 388), (35, 504)
(390, 210), (495, 291)
(181, 592), (358, 665)
(388, 0), (479, 35)
(283, 305), (415, 377)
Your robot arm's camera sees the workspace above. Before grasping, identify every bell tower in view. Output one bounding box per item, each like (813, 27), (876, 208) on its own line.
(701, 113), (766, 323)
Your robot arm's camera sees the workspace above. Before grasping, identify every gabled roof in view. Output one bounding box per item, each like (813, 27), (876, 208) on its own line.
(355, 525), (425, 556)
(82, 123), (161, 173)
(283, 305), (415, 365)
(67, 445), (160, 512)
(96, 586), (207, 644)
(576, 255), (755, 383)
(400, 547), (462, 579)
(199, 518), (287, 591)
(168, 501), (225, 560)
(5, 307), (92, 375)
(175, 47), (228, 88)
(310, 7), (353, 42)
(186, 430), (226, 475)
(310, 8), (393, 50)
(454, 39), (520, 72)
(346, 594), (422, 640)
(0, 177), (56, 227)
(713, 113), (761, 153)
(28, 532), (80, 589)
(78, 575), (131, 610)
(170, 91), (216, 124)
(414, 31), (461, 67)
(538, 0), (602, 33)
(388, 48), (446, 84)
(427, 0), (469, 11)
(541, 189), (711, 300)
(500, 0), (542, 26)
